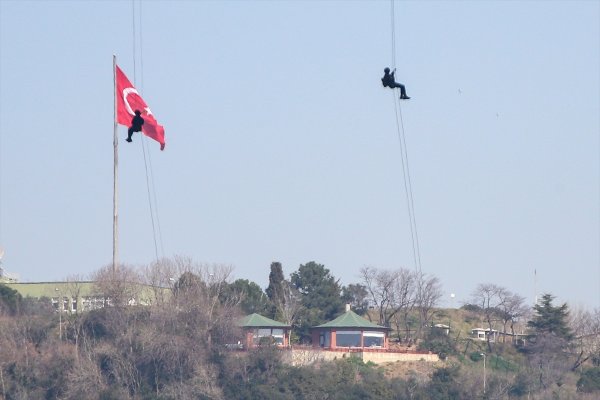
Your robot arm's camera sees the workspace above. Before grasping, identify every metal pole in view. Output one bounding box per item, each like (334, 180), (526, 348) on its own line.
(113, 55), (119, 273)
(450, 293), (455, 331)
(482, 353), (486, 395)
(55, 288), (62, 340)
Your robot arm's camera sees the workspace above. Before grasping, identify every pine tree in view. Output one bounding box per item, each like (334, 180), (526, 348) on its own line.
(290, 261), (344, 336)
(266, 262), (285, 303)
(528, 293), (572, 340)
(265, 262), (285, 319)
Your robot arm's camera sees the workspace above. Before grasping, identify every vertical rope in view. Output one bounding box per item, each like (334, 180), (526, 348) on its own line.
(139, 0), (144, 92)
(390, 0), (422, 275)
(146, 147), (166, 258)
(139, 0), (165, 260)
(390, 0), (396, 69)
(392, 94), (421, 274)
(140, 139), (160, 262)
(398, 104), (422, 271)
(131, 0), (136, 85)
(132, 0), (162, 263)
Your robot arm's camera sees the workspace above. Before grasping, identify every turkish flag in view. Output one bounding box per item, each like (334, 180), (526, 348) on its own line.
(116, 65), (165, 150)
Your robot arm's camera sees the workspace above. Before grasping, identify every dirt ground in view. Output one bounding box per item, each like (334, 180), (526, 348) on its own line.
(380, 359), (441, 382)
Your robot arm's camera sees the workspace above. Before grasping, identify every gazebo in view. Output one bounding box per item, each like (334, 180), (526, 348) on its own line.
(311, 306), (390, 350)
(238, 313), (291, 348)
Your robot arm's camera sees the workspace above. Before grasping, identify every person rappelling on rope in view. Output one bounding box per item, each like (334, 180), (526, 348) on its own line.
(126, 110), (144, 143)
(382, 67), (410, 99)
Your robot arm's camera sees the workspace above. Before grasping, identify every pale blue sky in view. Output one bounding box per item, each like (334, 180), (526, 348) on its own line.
(0, 1), (598, 308)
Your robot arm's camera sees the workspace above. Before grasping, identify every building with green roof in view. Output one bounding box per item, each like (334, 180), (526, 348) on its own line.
(311, 305), (390, 350)
(238, 313), (291, 348)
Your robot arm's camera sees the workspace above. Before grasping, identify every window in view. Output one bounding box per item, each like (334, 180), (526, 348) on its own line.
(253, 328), (286, 346)
(52, 297), (69, 311)
(363, 331), (385, 347)
(82, 296), (106, 311)
(271, 329), (284, 345)
(336, 330), (361, 347)
(253, 329), (272, 345)
(319, 331), (331, 347)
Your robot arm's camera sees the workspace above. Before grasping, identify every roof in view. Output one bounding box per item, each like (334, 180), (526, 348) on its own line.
(239, 313), (290, 328)
(314, 310), (390, 330)
(4, 281), (169, 306)
(5, 281), (99, 298)
(471, 328), (499, 333)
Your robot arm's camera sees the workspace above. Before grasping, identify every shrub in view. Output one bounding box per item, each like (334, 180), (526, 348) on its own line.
(577, 367), (600, 393)
(418, 328), (456, 360)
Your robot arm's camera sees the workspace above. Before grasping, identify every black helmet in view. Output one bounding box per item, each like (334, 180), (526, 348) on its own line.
(384, 67), (390, 73)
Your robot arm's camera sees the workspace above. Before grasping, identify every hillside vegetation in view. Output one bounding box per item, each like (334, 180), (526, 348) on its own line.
(1, 258), (600, 399)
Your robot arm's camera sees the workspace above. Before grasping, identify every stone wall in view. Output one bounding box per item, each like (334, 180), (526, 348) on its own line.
(287, 347), (439, 366)
(362, 351), (439, 364)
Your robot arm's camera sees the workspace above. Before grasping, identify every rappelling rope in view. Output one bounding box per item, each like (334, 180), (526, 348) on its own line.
(132, 0), (164, 263)
(392, 96), (422, 274)
(390, 0), (422, 275)
(390, 0), (396, 70)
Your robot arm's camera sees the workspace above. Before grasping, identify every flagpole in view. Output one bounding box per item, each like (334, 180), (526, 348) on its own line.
(113, 55), (119, 273)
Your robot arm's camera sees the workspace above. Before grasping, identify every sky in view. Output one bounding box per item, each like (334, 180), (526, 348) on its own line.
(0, 1), (598, 310)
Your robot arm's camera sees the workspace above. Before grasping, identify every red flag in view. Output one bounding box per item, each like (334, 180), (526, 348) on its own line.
(116, 65), (165, 150)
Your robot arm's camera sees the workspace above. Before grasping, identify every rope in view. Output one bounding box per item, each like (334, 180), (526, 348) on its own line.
(140, 138), (160, 261)
(392, 95), (422, 273)
(139, 0), (144, 93)
(145, 144), (166, 257)
(138, 0), (165, 260)
(131, 0), (163, 263)
(131, 0), (136, 84)
(390, 0), (396, 69)
(389, 0), (422, 275)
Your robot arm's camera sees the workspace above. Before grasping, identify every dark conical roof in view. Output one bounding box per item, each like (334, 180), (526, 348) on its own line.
(314, 310), (390, 330)
(238, 313), (290, 328)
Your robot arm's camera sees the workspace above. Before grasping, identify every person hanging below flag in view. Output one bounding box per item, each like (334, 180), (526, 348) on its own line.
(381, 67), (410, 100)
(115, 65), (165, 150)
(126, 110), (144, 143)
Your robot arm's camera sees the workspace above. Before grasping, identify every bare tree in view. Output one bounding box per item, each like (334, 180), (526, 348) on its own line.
(497, 291), (528, 344)
(471, 283), (509, 352)
(387, 269), (417, 341)
(414, 272), (442, 339)
(361, 266), (395, 325)
(171, 257), (241, 347)
(274, 281), (303, 327)
(64, 274), (87, 360)
(527, 332), (572, 390)
(360, 266), (417, 328)
(141, 258), (178, 306)
(569, 307), (600, 371)
(92, 264), (143, 307)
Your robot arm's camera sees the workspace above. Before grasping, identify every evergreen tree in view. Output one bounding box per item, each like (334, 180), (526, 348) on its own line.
(265, 262), (285, 303)
(526, 293), (573, 390)
(290, 261), (344, 341)
(0, 283), (22, 315)
(265, 261), (285, 319)
(222, 279), (269, 315)
(528, 293), (572, 340)
(341, 283), (369, 315)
